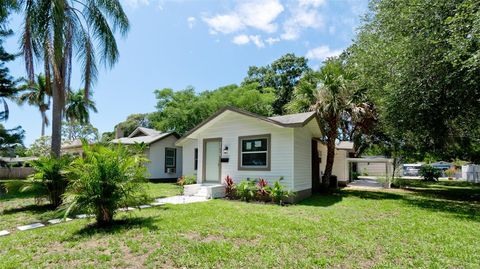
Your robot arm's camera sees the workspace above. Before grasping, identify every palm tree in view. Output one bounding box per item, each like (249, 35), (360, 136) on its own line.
(287, 57), (358, 190)
(65, 88), (97, 124)
(18, 0), (129, 157)
(17, 74), (51, 136)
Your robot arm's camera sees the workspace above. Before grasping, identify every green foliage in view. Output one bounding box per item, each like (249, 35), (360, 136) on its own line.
(62, 121), (99, 142)
(149, 83), (275, 135)
(64, 89), (97, 124)
(17, 74), (51, 136)
(269, 180), (293, 205)
(445, 167), (457, 178)
(0, 124), (24, 156)
(347, 0), (480, 162)
(25, 155), (72, 207)
(419, 165), (442, 182)
(0, 18), (17, 121)
(236, 179), (257, 202)
(63, 143), (148, 226)
(243, 53), (310, 114)
(230, 177), (293, 204)
(26, 136), (51, 157)
(114, 113), (151, 138)
(177, 175), (196, 186)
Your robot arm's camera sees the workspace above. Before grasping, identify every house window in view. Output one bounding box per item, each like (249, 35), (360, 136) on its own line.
(238, 134), (271, 171)
(165, 148), (176, 173)
(194, 148), (198, 170)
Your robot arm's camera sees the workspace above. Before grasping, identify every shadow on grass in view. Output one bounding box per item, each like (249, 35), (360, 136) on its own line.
(341, 189), (480, 222)
(72, 216), (161, 238)
(300, 192), (343, 207)
(1, 203), (56, 215)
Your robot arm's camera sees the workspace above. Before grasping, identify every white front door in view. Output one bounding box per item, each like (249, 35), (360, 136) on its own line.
(204, 139), (221, 182)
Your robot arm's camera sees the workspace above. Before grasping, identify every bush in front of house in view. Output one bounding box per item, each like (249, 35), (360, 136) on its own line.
(419, 165), (442, 182)
(223, 176), (294, 205)
(63, 143), (148, 227)
(22, 155), (72, 208)
(177, 175), (196, 186)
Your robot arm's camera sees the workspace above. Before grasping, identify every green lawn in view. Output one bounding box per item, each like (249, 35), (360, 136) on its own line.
(1, 180), (479, 268)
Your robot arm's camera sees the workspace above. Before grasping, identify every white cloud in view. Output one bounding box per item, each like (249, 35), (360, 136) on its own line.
(280, 0), (325, 40)
(265, 37), (280, 45)
(123, 0), (149, 9)
(306, 45), (343, 61)
(203, 0), (284, 34)
(232, 34), (250, 45)
(232, 35), (265, 48)
(187, 17), (196, 29)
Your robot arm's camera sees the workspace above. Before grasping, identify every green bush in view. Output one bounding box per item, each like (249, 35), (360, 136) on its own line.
(236, 179), (258, 202)
(269, 179), (294, 205)
(63, 143), (148, 227)
(177, 175), (196, 186)
(419, 165), (441, 182)
(23, 155), (72, 207)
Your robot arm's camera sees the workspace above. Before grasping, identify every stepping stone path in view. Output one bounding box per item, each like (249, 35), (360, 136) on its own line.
(150, 202), (166, 206)
(155, 195), (209, 205)
(47, 218), (73, 225)
(138, 205), (152, 209)
(118, 207), (136, 212)
(0, 230), (10, 237)
(17, 223), (45, 231)
(76, 214), (94, 219)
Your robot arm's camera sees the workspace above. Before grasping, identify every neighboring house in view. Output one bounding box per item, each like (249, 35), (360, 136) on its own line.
(176, 106), (353, 201)
(111, 127), (182, 180)
(61, 139), (86, 155)
(0, 156), (37, 179)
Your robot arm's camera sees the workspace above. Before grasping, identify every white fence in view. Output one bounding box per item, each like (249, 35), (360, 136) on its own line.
(0, 167), (35, 179)
(462, 165), (480, 183)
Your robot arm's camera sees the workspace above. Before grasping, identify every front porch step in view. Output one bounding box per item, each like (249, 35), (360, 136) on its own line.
(184, 184), (226, 199)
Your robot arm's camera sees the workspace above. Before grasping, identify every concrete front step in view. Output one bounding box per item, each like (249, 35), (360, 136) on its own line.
(184, 183), (226, 199)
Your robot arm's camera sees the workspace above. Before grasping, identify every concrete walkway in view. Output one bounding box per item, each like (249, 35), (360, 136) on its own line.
(155, 195), (209, 205)
(347, 178), (383, 190)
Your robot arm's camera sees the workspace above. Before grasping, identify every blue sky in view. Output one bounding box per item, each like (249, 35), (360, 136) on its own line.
(4, 0), (368, 146)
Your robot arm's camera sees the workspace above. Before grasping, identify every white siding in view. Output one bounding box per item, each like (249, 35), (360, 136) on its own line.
(292, 122), (315, 192)
(318, 144), (349, 182)
(195, 111), (295, 190)
(358, 162), (392, 176)
(181, 138), (198, 177)
(146, 135), (182, 179)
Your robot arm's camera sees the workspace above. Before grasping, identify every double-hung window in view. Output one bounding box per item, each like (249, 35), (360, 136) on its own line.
(165, 148), (176, 173)
(238, 134), (271, 171)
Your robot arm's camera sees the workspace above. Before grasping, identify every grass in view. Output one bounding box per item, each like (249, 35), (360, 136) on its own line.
(0, 180), (181, 231)
(1, 180), (479, 268)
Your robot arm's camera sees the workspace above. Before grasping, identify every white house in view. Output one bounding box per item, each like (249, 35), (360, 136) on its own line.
(176, 106), (353, 201)
(111, 127), (182, 180)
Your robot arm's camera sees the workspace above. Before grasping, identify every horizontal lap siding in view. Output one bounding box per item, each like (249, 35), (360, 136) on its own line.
(196, 112), (294, 190)
(181, 139), (197, 177)
(318, 144), (348, 181)
(147, 135), (183, 179)
(293, 126), (313, 192)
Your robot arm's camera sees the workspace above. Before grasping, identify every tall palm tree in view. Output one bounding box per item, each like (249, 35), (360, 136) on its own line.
(17, 74), (51, 136)
(287, 57), (358, 190)
(65, 88), (97, 124)
(18, 0), (129, 157)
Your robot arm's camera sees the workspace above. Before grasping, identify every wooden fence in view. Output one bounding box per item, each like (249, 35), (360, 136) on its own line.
(0, 167), (35, 179)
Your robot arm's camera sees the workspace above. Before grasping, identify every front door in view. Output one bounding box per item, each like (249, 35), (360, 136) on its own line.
(203, 138), (221, 182)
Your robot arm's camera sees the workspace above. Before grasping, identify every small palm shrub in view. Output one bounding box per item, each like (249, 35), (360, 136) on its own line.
(269, 180), (293, 205)
(177, 175), (196, 186)
(236, 179), (257, 202)
(224, 175), (236, 199)
(64, 143), (148, 227)
(445, 167), (456, 179)
(419, 165), (441, 182)
(23, 155), (72, 207)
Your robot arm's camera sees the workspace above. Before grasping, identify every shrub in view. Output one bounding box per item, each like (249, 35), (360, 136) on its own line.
(419, 165), (441, 182)
(63, 143), (148, 227)
(23, 155), (72, 207)
(224, 175), (236, 199)
(445, 167), (456, 179)
(236, 179), (257, 202)
(256, 178), (270, 202)
(177, 175), (196, 186)
(269, 179), (293, 205)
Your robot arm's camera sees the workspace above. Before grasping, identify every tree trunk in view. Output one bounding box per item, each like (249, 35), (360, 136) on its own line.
(40, 109), (46, 137)
(51, 83), (63, 157)
(321, 119), (338, 191)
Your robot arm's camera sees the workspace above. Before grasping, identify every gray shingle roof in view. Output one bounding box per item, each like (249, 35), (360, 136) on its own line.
(268, 111), (317, 125)
(111, 127), (177, 145)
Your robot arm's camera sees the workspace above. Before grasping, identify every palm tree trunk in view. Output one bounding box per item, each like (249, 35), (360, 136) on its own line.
(51, 83), (63, 157)
(40, 109), (46, 137)
(322, 119), (338, 191)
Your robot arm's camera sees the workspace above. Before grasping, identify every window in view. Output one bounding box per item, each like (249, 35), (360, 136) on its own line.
(194, 148), (198, 170)
(238, 134), (270, 171)
(165, 148), (176, 173)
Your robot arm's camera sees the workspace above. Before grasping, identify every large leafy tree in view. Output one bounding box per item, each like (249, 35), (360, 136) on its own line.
(149, 83), (275, 135)
(243, 53), (310, 115)
(17, 74), (51, 136)
(288, 57), (361, 190)
(18, 0), (129, 157)
(62, 121), (99, 141)
(0, 124), (25, 156)
(347, 0), (480, 162)
(64, 88), (97, 124)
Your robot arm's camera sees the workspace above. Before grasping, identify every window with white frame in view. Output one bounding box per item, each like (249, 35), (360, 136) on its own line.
(238, 135), (270, 170)
(165, 148), (176, 173)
